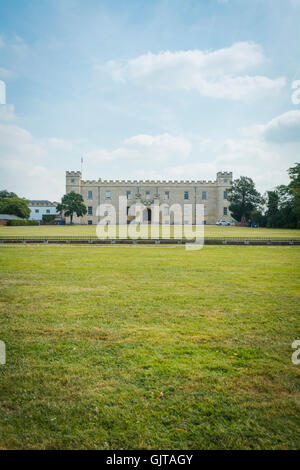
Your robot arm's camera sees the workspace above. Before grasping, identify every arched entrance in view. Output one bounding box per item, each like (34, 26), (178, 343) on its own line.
(146, 208), (151, 223)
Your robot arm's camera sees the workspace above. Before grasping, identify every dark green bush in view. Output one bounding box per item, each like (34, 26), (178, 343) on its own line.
(42, 214), (56, 222)
(7, 219), (39, 226)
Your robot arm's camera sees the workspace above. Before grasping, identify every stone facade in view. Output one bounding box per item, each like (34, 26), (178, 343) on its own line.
(65, 171), (233, 225)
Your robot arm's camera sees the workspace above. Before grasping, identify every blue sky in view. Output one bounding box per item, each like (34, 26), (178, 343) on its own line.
(0, 0), (300, 199)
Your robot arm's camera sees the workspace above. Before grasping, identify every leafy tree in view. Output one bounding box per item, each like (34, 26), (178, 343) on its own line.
(57, 191), (87, 224)
(288, 163), (300, 227)
(227, 176), (262, 222)
(266, 190), (279, 217)
(0, 197), (30, 219)
(265, 185), (296, 228)
(249, 208), (266, 227)
(0, 190), (17, 199)
(265, 190), (280, 227)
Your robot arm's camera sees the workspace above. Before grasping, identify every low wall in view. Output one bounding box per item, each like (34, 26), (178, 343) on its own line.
(0, 237), (299, 246)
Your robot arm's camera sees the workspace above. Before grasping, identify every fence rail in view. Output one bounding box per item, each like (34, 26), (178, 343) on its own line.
(0, 235), (299, 245)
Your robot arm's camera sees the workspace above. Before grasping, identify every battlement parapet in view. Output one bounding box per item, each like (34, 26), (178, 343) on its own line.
(66, 171), (82, 177)
(217, 171), (233, 178)
(66, 171), (233, 185)
(82, 180), (98, 185)
(81, 179), (218, 185)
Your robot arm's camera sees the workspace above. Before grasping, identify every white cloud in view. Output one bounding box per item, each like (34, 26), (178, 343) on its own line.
(215, 138), (285, 190)
(262, 110), (300, 142)
(0, 105), (15, 122)
(0, 122), (45, 159)
(98, 42), (285, 100)
(0, 109), (69, 199)
(243, 110), (300, 143)
(0, 34), (28, 58)
(0, 67), (15, 80)
(0, 157), (60, 201)
(83, 128), (298, 193)
(47, 137), (75, 150)
(159, 137), (287, 192)
(86, 133), (191, 164)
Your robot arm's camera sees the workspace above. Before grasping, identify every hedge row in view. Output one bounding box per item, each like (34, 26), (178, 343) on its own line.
(42, 214), (57, 222)
(7, 219), (39, 226)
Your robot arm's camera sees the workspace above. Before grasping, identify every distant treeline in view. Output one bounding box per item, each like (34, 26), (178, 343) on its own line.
(228, 163), (300, 229)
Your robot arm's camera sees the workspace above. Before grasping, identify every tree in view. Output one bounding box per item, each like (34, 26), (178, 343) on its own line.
(265, 190), (280, 227)
(264, 185), (296, 229)
(57, 191), (87, 224)
(288, 163), (300, 227)
(249, 208), (266, 227)
(227, 176), (262, 223)
(0, 197), (30, 219)
(266, 190), (279, 217)
(0, 190), (17, 199)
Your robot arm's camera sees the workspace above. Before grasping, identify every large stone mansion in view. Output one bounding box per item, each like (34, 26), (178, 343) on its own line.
(66, 171), (233, 225)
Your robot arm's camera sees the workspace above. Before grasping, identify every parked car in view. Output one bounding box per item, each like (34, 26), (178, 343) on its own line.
(216, 220), (231, 226)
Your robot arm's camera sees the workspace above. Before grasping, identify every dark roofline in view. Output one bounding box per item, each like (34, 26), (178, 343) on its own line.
(0, 214), (23, 220)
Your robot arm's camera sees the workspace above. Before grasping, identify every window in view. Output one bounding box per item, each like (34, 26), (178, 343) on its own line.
(164, 206), (169, 216)
(88, 191), (93, 200)
(104, 210), (109, 217)
(184, 191), (189, 200)
(46, 209), (50, 214)
(202, 191), (207, 200)
(35, 209), (39, 213)
(224, 179), (228, 183)
(126, 191), (131, 199)
(71, 179), (75, 184)
(224, 191), (227, 200)
(204, 207), (207, 216)
(105, 191), (111, 199)
(184, 206), (190, 216)
(164, 191), (169, 200)
(223, 207), (228, 216)
(145, 191), (150, 199)
(88, 220), (92, 225)
(88, 206), (93, 215)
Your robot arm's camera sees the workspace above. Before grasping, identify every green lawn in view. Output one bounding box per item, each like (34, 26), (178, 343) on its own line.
(0, 245), (300, 449)
(0, 224), (299, 239)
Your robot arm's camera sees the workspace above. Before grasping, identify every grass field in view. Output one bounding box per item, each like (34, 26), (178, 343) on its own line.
(0, 245), (299, 449)
(0, 225), (299, 239)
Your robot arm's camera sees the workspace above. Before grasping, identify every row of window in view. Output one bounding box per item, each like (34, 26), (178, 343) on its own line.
(87, 206), (228, 217)
(86, 190), (228, 201)
(34, 209), (51, 214)
(89, 220), (214, 225)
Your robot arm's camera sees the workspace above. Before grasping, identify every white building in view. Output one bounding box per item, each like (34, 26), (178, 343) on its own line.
(29, 200), (58, 222)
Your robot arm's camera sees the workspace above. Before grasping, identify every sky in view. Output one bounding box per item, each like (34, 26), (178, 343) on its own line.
(0, 0), (300, 200)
